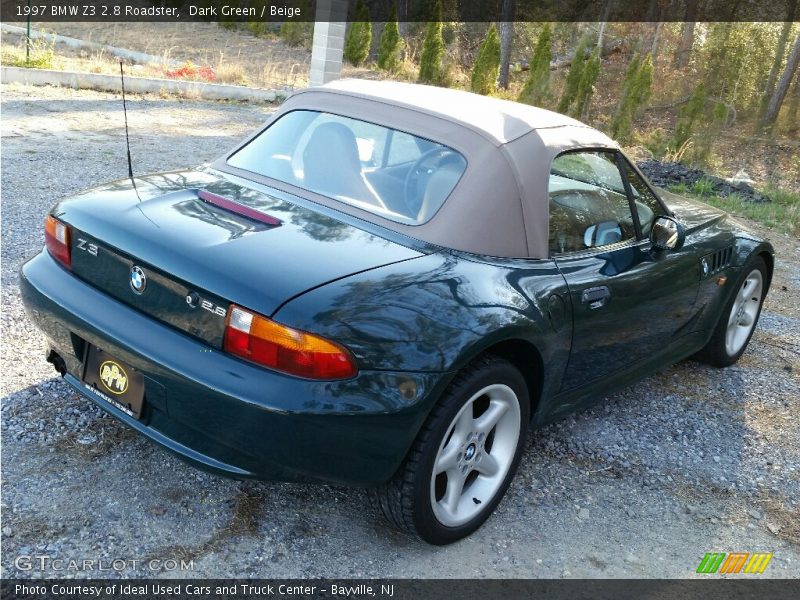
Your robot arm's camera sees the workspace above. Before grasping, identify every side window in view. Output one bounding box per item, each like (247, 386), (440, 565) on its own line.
(620, 159), (665, 237)
(385, 131), (424, 166)
(548, 151), (637, 255)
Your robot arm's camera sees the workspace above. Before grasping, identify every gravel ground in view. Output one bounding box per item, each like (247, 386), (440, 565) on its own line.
(1, 84), (798, 579)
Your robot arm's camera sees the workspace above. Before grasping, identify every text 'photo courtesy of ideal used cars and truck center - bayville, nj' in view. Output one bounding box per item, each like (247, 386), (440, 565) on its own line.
(1, 0), (799, 596)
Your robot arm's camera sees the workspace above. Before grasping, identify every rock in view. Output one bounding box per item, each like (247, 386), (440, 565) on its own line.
(624, 552), (641, 564)
(577, 508), (590, 520)
(636, 159), (771, 203)
(767, 522), (780, 534)
(748, 508), (763, 520)
(2, 526), (13, 537)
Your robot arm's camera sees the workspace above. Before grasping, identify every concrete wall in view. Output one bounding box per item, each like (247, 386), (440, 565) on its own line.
(1, 67), (286, 103)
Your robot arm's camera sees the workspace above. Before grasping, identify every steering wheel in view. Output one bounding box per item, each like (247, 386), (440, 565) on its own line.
(403, 147), (458, 215)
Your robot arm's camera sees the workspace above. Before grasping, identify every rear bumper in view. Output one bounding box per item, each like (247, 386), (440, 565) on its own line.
(20, 250), (446, 485)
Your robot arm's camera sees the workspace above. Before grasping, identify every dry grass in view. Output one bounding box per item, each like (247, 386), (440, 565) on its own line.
(146, 486), (266, 563)
(52, 416), (137, 460)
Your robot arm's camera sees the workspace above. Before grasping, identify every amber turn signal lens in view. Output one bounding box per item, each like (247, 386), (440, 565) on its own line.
(224, 305), (358, 380)
(44, 215), (71, 269)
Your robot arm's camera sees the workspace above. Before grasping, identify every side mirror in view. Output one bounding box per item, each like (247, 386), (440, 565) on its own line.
(650, 216), (686, 251)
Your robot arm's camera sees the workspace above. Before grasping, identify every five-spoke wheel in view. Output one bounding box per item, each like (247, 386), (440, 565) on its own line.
(725, 269), (764, 356)
(372, 356), (529, 545)
(430, 384), (521, 527)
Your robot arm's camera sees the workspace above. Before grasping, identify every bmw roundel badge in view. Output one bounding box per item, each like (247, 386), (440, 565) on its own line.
(130, 265), (147, 294)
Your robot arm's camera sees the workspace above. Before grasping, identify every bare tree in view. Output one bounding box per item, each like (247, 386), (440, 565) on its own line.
(760, 0), (798, 119)
(596, 1), (612, 50)
(497, 0), (516, 89)
(398, 0), (408, 38)
(761, 33), (800, 128)
(674, 0), (698, 68)
(650, 22), (664, 62)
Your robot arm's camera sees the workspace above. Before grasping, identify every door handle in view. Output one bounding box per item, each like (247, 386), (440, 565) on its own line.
(581, 286), (610, 309)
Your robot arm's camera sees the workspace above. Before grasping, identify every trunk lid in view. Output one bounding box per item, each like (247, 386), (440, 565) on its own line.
(56, 169), (425, 347)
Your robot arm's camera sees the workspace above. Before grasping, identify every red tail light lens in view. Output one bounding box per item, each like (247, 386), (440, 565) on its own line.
(224, 305), (358, 380)
(45, 215), (71, 268)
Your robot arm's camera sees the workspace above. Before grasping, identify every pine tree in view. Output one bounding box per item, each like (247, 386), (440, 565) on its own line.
(418, 0), (444, 84)
(610, 53), (653, 141)
(672, 83), (707, 150)
(344, 0), (372, 67)
(694, 100), (727, 164)
(470, 24), (501, 95)
(574, 46), (601, 120)
(518, 23), (553, 106)
(377, 3), (403, 72)
(557, 36), (589, 114)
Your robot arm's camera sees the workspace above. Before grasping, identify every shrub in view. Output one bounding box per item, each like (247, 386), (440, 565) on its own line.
(344, 0), (372, 66)
(280, 20), (312, 48)
(557, 35), (589, 114)
(470, 24), (501, 95)
(3, 38), (55, 69)
(573, 46), (601, 120)
(418, 0), (445, 84)
(672, 83), (707, 150)
(518, 23), (553, 106)
(377, 3), (403, 72)
(610, 53), (653, 142)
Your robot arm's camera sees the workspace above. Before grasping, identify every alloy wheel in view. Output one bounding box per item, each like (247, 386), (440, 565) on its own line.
(725, 269), (764, 356)
(430, 383), (521, 527)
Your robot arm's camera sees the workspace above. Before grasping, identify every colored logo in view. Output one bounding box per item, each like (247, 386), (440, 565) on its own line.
(696, 552), (773, 574)
(130, 265), (147, 294)
(99, 361), (129, 395)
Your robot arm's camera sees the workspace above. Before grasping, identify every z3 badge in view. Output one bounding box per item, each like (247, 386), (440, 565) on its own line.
(186, 291), (227, 318)
(76, 238), (99, 256)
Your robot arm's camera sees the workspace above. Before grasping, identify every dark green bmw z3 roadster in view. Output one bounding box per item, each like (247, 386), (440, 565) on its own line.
(21, 80), (774, 544)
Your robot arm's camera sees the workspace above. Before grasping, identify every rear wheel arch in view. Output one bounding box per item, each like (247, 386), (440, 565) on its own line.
(464, 338), (545, 422)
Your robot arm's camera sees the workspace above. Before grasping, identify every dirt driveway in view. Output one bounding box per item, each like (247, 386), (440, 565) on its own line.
(1, 84), (798, 579)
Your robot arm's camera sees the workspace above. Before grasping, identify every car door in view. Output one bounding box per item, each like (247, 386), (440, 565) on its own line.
(549, 150), (700, 392)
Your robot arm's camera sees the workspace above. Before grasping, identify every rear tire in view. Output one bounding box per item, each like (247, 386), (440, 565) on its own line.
(696, 255), (767, 368)
(371, 356), (529, 545)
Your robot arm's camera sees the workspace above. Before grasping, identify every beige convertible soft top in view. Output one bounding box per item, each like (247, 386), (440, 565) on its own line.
(217, 79), (619, 259)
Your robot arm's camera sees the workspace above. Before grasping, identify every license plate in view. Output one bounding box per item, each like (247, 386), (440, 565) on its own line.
(82, 346), (145, 420)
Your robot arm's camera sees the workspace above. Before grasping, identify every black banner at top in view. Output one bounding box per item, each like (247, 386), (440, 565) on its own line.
(1, 0), (798, 23)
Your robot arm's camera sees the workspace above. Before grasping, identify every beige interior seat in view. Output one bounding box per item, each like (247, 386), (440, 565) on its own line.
(302, 122), (384, 208)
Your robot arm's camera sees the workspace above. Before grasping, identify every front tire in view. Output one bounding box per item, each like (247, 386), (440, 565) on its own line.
(372, 356), (529, 545)
(697, 255), (767, 367)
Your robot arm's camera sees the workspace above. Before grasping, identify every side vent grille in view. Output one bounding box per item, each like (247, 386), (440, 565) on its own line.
(701, 246), (734, 278)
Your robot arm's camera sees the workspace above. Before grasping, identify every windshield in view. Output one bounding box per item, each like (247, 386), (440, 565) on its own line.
(227, 110), (467, 225)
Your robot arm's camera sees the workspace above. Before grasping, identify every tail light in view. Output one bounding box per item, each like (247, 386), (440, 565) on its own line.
(45, 215), (71, 268)
(224, 305), (358, 380)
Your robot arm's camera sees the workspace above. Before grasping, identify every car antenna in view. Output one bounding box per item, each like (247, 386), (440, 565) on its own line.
(119, 60), (140, 199)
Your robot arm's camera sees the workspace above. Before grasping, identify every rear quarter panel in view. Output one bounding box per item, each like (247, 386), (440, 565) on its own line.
(273, 251), (572, 410)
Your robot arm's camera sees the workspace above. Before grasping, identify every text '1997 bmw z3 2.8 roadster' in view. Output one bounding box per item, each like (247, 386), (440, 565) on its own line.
(21, 80), (773, 544)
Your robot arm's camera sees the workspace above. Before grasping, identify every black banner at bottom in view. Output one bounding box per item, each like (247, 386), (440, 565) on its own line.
(2, 579), (799, 600)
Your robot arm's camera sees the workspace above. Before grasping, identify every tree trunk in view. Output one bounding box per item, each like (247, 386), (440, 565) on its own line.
(788, 74), (800, 130)
(759, 1), (797, 118)
(398, 0), (408, 38)
(674, 0), (697, 68)
(650, 21), (664, 62)
(497, 0), (516, 89)
(762, 34), (800, 128)
(596, 0), (611, 50)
